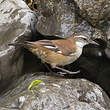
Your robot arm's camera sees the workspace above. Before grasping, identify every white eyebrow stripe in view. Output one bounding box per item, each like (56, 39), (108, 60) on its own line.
(76, 35), (87, 38)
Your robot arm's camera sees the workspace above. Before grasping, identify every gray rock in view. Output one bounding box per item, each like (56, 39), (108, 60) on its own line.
(73, 20), (105, 39)
(104, 20), (110, 59)
(33, 0), (105, 40)
(105, 48), (110, 59)
(0, 74), (110, 110)
(34, 0), (79, 38)
(73, 0), (110, 27)
(0, 0), (37, 91)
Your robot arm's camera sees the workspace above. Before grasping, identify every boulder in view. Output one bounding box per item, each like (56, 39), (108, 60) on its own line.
(31, 0), (105, 40)
(0, 74), (110, 110)
(0, 0), (37, 92)
(73, 0), (110, 27)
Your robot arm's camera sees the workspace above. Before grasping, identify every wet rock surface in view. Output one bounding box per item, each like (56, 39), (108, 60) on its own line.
(0, 0), (37, 92)
(0, 74), (110, 110)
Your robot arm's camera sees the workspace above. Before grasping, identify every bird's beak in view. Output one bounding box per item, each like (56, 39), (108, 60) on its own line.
(89, 39), (99, 45)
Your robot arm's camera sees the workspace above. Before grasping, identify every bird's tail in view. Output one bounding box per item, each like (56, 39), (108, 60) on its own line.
(8, 41), (37, 49)
(8, 42), (25, 47)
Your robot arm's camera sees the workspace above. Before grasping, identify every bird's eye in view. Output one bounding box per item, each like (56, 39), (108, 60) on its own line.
(34, 4), (37, 9)
(83, 38), (87, 41)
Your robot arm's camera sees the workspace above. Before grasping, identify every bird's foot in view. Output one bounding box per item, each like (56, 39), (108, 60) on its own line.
(54, 66), (80, 75)
(56, 72), (66, 76)
(57, 70), (80, 75)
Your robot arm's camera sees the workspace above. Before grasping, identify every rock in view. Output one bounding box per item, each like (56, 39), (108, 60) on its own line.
(27, 0), (105, 40)
(105, 47), (110, 59)
(73, 20), (105, 39)
(0, 108), (18, 110)
(0, 74), (110, 110)
(106, 20), (110, 40)
(73, 0), (110, 27)
(0, 0), (37, 92)
(104, 20), (110, 59)
(78, 54), (110, 96)
(34, 0), (79, 38)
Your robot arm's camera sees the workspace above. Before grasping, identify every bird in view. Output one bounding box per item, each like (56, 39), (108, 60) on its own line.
(9, 35), (98, 75)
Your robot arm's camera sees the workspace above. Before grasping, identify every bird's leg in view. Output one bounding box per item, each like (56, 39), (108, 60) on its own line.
(55, 66), (80, 75)
(43, 63), (53, 73)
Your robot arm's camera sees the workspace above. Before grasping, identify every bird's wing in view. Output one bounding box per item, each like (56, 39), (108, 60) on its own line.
(52, 39), (76, 56)
(33, 39), (76, 56)
(35, 40), (62, 53)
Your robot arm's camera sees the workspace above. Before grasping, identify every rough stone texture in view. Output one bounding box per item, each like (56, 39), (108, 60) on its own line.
(0, 0), (37, 91)
(104, 18), (110, 59)
(73, 0), (110, 27)
(106, 23), (110, 40)
(0, 74), (110, 110)
(105, 47), (110, 59)
(0, 1), (110, 110)
(27, 0), (105, 40)
(35, 0), (78, 38)
(73, 20), (105, 40)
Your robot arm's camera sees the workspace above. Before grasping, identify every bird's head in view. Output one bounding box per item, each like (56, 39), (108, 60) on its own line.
(74, 35), (99, 48)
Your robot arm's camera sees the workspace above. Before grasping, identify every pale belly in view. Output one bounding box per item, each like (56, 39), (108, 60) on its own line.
(44, 48), (82, 67)
(30, 46), (82, 67)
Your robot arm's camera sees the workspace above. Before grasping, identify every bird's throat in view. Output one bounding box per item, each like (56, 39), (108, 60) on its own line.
(76, 41), (85, 48)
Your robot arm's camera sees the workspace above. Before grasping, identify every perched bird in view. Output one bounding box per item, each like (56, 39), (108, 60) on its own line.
(9, 35), (98, 75)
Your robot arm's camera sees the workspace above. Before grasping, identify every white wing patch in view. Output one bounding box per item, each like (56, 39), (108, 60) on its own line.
(44, 45), (56, 49)
(57, 50), (62, 54)
(39, 40), (50, 41)
(43, 45), (62, 54)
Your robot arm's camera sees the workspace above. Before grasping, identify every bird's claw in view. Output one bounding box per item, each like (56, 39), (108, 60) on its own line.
(57, 70), (80, 75)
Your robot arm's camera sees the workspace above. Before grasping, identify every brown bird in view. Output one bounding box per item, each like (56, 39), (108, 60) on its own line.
(9, 35), (98, 75)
